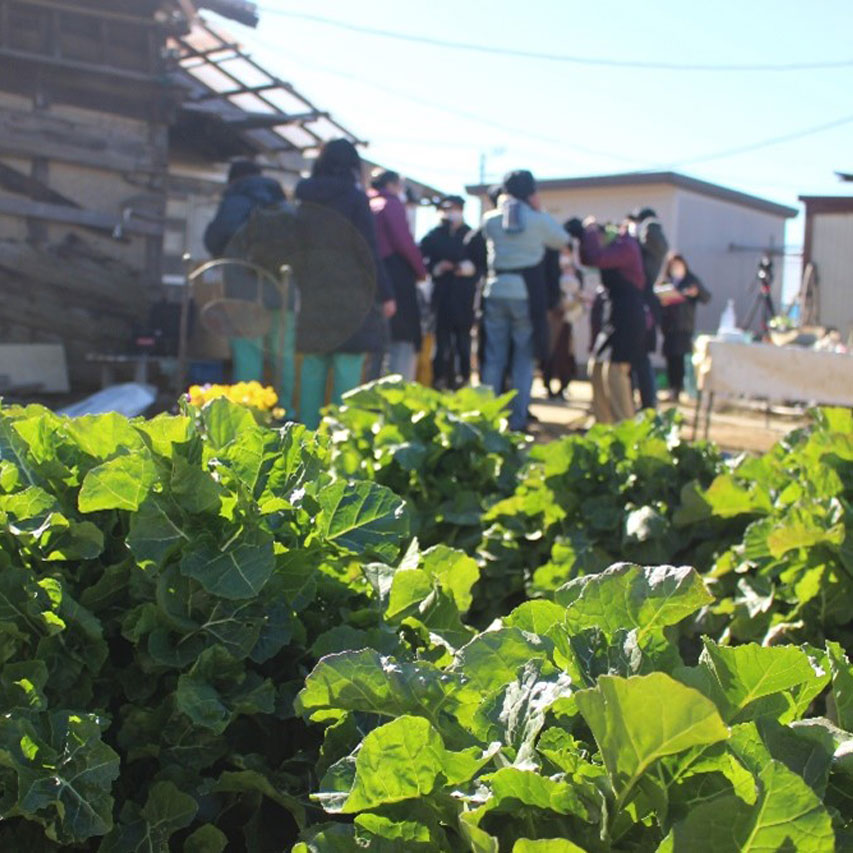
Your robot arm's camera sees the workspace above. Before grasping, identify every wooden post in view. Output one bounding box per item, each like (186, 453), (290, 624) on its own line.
(277, 264), (291, 406)
(176, 252), (193, 395)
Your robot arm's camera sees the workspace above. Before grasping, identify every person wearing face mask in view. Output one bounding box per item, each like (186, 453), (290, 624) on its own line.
(481, 170), (570, 431)
(657, 252), (711, 401)
(419, 195), (484, 389)
(565, 214), (646, 424)
(368, 169), (428, 381)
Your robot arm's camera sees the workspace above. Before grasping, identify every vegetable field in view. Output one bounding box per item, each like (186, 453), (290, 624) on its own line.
(1, 379), (852, 852)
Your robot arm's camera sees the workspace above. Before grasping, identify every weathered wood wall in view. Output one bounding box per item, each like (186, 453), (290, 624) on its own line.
(0, 0), (175, 389)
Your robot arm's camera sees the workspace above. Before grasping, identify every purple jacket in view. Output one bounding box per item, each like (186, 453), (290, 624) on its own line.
(369, 189), (428, 279)
(580, 227), (645, 290)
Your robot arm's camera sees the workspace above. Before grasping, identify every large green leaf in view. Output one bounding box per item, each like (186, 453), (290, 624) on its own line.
(214, 768), (305, 828)
(179, 531), (275, 599)
(295, 649), (476, 740)
(575, 673), (729, 813)
(322, 715), (487, 814)
(419, 545), (480, 613)
(827, 641), (853, 730)
(473, 660), (573, 764)
(78, 452), (159, 513)
(100, 781), (197, 852)
(0, 711), (119, 845)
(183, 824), (227, 853)
(482, 767), (593, 821)
(452, 628), (555, 694)
(175, 646), (274, 734)
(317, 480), (409, 561)
(695, 639), (829, 723)
(659, 758), (834, 852)
(555, 563), (712, 642)
(127, 496), (190, 569)
(512, 841), (587, 853)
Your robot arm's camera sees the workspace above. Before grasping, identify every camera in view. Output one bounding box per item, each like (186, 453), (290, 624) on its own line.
(756, 255), (774, 290)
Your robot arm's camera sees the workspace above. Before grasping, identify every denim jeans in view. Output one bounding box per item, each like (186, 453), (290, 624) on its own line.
(388, 341), (417, 381)
(481, 297), (534, 431)
(632, 352), (657, 410)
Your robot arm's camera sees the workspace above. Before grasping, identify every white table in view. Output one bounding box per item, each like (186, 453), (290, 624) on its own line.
(691, 336), (853, 439)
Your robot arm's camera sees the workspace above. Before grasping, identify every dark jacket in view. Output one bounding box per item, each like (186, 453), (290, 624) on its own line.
(637, 218), (669, 350)
(294, 175), (394, 354)
(581, 227), (647, 364)
(420, 221), (480, 327)
(369, 189), (425, 347)
(661, 271), (711, 356)
(204, 175), (287, 257)
(637, 219), (669, 295)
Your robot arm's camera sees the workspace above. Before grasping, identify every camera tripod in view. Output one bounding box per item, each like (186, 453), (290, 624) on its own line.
(743, 256), (776, 337)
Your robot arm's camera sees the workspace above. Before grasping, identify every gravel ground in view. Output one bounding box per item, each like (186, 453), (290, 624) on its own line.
(527, 378), (809, 454)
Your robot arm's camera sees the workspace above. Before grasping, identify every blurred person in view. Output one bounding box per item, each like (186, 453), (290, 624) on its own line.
(203, 160), (296, 412)
(420, 195), (483, 389)
(628, 207), (669, 409)
(369, 169), (428, 380)
(658, 253), (711, 399)
(294, 139), (396, 429)
(543, 245), (584, 400)
(566, 215), (645, 424)
(481, 170), (569, 431)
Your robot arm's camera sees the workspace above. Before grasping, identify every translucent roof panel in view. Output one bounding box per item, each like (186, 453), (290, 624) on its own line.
(173, 19), (362, 152)
(215, 56), (270, 88)
(274, 124), (319, 149)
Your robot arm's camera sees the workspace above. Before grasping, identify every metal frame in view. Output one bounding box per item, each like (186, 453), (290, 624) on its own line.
(176, 255), (292, 395)
(171, 20), (363, 155)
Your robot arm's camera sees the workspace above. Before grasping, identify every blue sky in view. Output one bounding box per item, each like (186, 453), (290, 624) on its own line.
(212, 0), (852, 290)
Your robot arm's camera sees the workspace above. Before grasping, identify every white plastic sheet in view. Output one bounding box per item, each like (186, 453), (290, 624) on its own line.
(58, 383), (157, 418)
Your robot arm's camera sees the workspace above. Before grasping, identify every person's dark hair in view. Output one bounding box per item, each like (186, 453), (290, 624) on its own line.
(370, 169), (400, 191)
(439, 194), (466, 210)
(629, 206), (657, 222)
(664, 252), (690, 278)
(312, 138), (362, 181)
(503, 169), (537, 202)
(487, 185), (502, 208)
(228, 160), (262, 183)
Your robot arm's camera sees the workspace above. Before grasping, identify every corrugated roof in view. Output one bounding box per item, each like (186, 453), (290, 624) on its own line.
(466, 171), (798, 219)
(171, 20), (363, 155)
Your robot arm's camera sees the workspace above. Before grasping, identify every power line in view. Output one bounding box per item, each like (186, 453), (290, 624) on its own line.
(237, 30), (645, 167)
(664, 112), (853, 168)
(219, 22), (853, 186)
(255, 7), (853, 72)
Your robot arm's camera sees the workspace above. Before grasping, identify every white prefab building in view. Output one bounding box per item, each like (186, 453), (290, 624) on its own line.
(467, 171), (797, 356)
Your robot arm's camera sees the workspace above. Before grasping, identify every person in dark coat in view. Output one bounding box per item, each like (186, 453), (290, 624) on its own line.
(420, 195), (483, 389)
(204, 160), (288, 257)
(567, 216), (646, 424)
(203, 160), (296, 411)
(293, 139), (396, 429)
(628, 207), (669, 410)
(658, 253), (711, 399)
(368, 170), (428, 381)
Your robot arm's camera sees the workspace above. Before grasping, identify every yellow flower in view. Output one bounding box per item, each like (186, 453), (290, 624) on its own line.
(185, 381), (278, 412)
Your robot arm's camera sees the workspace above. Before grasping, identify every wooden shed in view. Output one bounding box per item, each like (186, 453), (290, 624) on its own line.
(0, 0), (262, 388)
(800, 195), (853, 341)
(0, 2), (445, 391)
